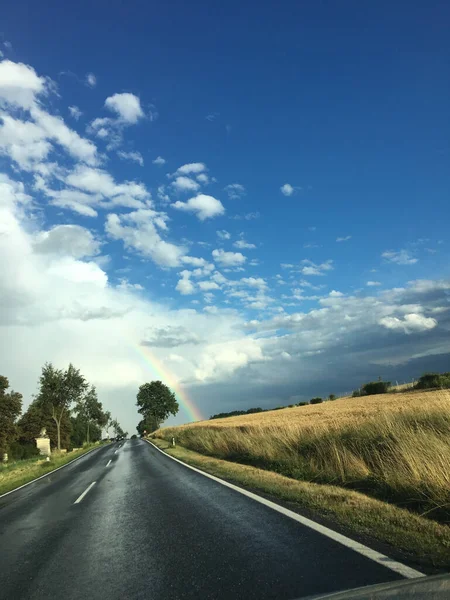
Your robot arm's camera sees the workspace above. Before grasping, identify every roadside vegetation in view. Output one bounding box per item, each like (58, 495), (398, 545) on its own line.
(156, 386), (450, 524)
(0, 443), (100, 496)
(0, 363), (126, 482)
(149, 437), (450, 569)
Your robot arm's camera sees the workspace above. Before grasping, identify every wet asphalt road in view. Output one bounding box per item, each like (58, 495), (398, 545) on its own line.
(0, 439), (402, 600)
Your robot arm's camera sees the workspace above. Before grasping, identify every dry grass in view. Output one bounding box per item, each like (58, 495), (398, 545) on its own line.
(150, 438), (450, 569)
(157, 390), (450, 522)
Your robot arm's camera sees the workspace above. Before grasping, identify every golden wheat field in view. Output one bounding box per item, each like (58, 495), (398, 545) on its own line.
(158, 389), (450, 521)
(186, 389), (440, 430)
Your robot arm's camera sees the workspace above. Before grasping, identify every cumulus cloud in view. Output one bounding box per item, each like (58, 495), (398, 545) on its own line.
(234, 239), (256, 250)
(171, 176), (200, 193)
(105, 93), (144, 124)
(0, 60), (46, 109)
(379, 313), (437, 334)
(105, 209), (186, 267)
(212, 249), (246, 267)
(172, 194), (225, 221)
(152, 156), (166, 166)
(280, 183), (294, 196)
(367, 281), (381, 287)
(382, 249), (418, 265)
(33, 224), (101, 259)
(198, 281), (220, 291)
(174, 162), (207, 176)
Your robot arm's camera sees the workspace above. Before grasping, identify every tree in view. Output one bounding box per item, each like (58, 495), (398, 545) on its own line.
(37, 363), (88, 450)
(309, 397), (323, 405)
(0, 376), (23, 456)
(361, 380), (390, 396)
(75, 385), (108, 444)
(136, 381), (179, 432)
(103, 411), (112, 438)
(110, 418), (124, 438)
(328, 394), (336, 401)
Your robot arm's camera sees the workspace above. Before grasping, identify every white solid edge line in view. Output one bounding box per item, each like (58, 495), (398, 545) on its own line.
(145, 440), (425, 580)
(0, 446), (102, 500)
(106, 459), (112, 467)
(74, 481), (96, 504)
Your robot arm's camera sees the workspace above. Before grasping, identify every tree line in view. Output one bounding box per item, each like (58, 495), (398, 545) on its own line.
(0, 363), (125, 460)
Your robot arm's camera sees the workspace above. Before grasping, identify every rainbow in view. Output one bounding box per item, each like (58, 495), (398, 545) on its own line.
(133, 344), (204, 423)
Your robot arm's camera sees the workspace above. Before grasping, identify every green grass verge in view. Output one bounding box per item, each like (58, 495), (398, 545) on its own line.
(0, 444), (104, 496)
(149, 437), (450, 570)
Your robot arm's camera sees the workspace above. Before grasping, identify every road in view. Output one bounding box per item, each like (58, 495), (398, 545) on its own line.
(0, 439), (406, 600)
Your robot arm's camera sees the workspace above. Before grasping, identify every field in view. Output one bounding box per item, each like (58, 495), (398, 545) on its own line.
(156, 390), (450, 523)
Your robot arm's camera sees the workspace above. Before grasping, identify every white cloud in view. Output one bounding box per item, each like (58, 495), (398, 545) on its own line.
(69, 106), (83, 120)
(153, 156), (166, 166)
(117, 150), (144, 166)
(217, 230), (231, 240)
(173, 194), (225, 221)
(234, 239), (256, 250)
(33, 225), (101, 259)
(379, 313), (437, 334)
(382, 249), (418, 265)
(65, 165), (149, 206)
(336, 235), (351, 242)
(367, 281), (381, 287)
(172, 176), (200, 193)
(196, 173), (209, 184)
(157, 185), (170, 204)
(198, 281), (220, 291)
(239, 277), (267, 290)
(31, 107), (98, 165)
(85, 73), (97, 88)
(104, 92), (144, 124)
(194, 338), (264, 382)
(105, 210), (186, 267)
(300, 259), (334, 276)
(176, 270), (196, 295)
(0, 115), (51, 169)
(212, 249), (246, 267)
(0, 60), (46, 109)
(329, 290), (344, 297)
(174, 162), (206, 176)
(224, 183), (246, 200)
(280, 183), (294, 197)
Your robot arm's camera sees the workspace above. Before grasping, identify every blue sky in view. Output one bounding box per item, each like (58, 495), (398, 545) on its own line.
(1, 1), (449, 432)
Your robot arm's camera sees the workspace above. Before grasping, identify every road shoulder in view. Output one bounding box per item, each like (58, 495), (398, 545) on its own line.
(148, 437), (450, 574)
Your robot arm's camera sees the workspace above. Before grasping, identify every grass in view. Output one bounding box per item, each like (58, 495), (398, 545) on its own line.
(0, 444), (103, 496)
(149, 437), (450, 569)
(156, 390), (450, 523)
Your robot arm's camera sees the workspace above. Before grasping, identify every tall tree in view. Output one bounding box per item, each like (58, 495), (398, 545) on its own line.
(75, 385), (107, 444)
(0, 376), (23, 456)
(136, 381), (179, 432)
(37, 363), (88, 450)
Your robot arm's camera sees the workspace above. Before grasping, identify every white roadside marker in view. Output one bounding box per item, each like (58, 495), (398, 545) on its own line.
(74, 481), (96, 504)
(106, 460), (111, 467)
(145, 440), (425, 580)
